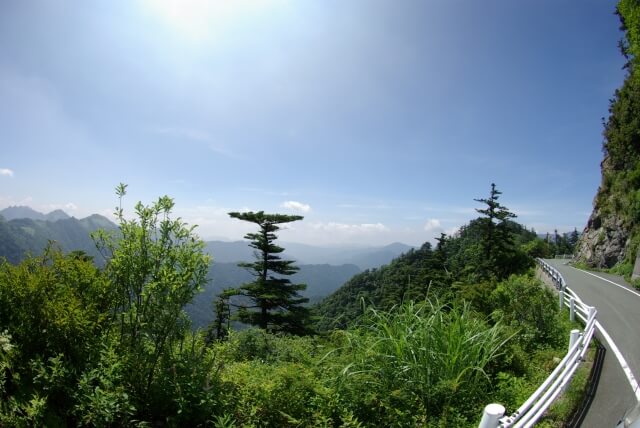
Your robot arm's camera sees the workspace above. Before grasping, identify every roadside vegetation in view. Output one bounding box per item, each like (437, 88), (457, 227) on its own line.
(0, 182), (586, 427)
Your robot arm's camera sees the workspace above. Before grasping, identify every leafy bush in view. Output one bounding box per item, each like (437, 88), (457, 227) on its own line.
(328, 300), (509, 426)
(219, 361), (329, 427)
(491, 274), (564, 350)
(73, 341), (136, 427)
(221, 328), (323, 365)
(146, 332), (222, 425)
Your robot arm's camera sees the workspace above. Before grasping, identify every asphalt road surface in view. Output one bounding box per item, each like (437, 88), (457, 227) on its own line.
(544, 259), (640, 427)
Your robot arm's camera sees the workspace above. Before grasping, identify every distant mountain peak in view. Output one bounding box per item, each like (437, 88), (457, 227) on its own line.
(0, 206), (73, 222)
(45, 209), (70, 221)
(382, 242), (414, 251)
(0, 206), (48, 221)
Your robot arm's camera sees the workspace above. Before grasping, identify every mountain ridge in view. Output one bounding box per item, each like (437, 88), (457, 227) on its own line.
(0, 205), (73, 222)
(204, 239), (413, 270)
(0, 207), (117, 264)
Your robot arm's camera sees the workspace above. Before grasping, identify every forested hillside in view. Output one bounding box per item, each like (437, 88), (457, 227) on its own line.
(0, 211), (117, 264)
(576, 0), (640, 271)
(315, 215), (539, 330)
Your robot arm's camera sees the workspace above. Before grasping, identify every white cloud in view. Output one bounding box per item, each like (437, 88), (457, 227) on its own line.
(40, 202), (79, 213)
(423, 218), (441, 232)
(282, 200), (311, 213)
(0, 168), (14, 177)
(445, 226), (461, 236)
(175, 205), (256, 240)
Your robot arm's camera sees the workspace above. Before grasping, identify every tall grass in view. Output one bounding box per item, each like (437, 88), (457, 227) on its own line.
(334, 300), (510, 423)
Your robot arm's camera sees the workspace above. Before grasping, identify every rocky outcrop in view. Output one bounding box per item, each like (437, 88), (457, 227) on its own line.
(575, 206), (630, 268)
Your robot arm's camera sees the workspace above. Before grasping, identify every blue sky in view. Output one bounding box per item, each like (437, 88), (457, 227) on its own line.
(0, 0), (626, 246)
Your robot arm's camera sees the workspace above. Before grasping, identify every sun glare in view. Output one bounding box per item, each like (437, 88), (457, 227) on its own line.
(142, 0), (285, 42)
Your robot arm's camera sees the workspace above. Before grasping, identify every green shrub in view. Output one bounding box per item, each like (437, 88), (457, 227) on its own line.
(491, 274), (564, 350)
(146, 332), (222, 426)
(73, 341), (135, 427)
(219, 361), (328, 427)
(329, 300), (509, 425)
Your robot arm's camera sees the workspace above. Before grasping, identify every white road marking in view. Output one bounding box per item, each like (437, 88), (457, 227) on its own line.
(570, 267), (640, 299)
(595, 320), (640, 402)
(560, 265), (640, 402)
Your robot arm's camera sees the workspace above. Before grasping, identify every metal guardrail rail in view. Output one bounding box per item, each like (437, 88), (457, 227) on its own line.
(479, 258), (597, 428)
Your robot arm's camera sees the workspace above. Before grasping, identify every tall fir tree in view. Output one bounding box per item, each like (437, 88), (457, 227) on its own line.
(474, 183), (518, 279)
(224, 211), (311, 334)
(206, 293), (230, 343)
(568, 228), (580, 253)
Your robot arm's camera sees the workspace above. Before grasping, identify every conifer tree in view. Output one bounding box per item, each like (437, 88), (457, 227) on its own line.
(474, 183), (518, 279)
(568, 228), (580, 253)
(225, 211), (311, 334)
(206, 294), (230, 343)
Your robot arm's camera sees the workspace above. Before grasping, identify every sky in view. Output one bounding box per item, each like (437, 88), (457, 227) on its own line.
(0, 0), (627, 247)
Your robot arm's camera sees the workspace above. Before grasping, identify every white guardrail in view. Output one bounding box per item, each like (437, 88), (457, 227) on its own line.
(479, 258), (597, 428)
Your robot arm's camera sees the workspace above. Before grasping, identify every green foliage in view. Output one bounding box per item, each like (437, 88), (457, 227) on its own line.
(314, 242), (452, 330)
(206, 294), (231, 342)
(0, 246), (111, 367)
(219, 361), (326, 426)
(490, 274), (564, 350)
(315, 186), (539, 330)
(93, 184), (210, 405)
(146, 332), (222, 425)
(473, 183), (518, 279)
(522, 238), (552, 259)
(73, 341), (136, 426)
(225, 211), (311, 334)
(0, 248), (111, 426)
(0, 184), (581, 427)
(537, 346), (595, 427)
(330, 300), (509, 425)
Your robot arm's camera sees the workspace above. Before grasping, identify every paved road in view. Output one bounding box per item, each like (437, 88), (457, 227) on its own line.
(544, 259), (639, 427)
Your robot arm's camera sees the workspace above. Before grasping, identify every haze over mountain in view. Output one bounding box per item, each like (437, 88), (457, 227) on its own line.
(190, 240), (415, 327)
(0, 207), (117, 264)
(0, 206), (407, 329)
(187, 261), (362, 329)
(0, 206), (71, 222)
(204, 240), (413, 270)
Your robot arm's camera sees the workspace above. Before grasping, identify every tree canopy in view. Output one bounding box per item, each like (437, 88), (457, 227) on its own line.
(224, 211), (311, 334)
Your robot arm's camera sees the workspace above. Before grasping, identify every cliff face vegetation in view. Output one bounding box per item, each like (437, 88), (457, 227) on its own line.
(576, 0), (640, 270)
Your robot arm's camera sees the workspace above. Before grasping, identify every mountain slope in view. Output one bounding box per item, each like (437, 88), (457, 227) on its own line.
(204, 240), (413, 269)
(314, 218), (537, 330)
(0, 210), (117, 264)
(186, 261), (361, 328)
(576, 2), (640, 270)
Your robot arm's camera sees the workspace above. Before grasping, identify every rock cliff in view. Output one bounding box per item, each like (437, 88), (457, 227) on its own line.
(575, 1), (640, 270)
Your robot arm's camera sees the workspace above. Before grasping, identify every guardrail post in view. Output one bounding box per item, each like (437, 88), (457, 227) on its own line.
(569, 329), (580, 354)
(588, 306), (596, 320)
(559, 289), (564, 310)
(479, 403), (505, 428)
(569, 297), (575, 322)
